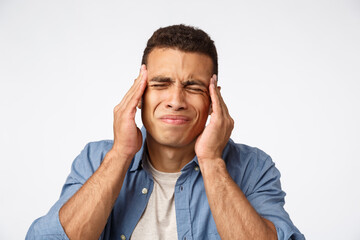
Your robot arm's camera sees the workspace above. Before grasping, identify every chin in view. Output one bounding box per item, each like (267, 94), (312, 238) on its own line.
(147, 131), (197, 148)
(160, 135), (194, 147)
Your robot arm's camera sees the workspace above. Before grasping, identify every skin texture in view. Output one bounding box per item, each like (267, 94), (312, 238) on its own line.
(59, 48), (277, 240)
(142, 48), (213, 172)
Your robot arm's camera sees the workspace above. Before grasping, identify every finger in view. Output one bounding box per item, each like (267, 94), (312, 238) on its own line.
(123, 66), (147, 112)
(213, 76), (231, 117)
(133, 67), (148, 108)
(209, 74), (222, 116)
(115, 65), (147, 112)
(120, 65), (146, 103)
(210, 76), (234, 133)
(216, 89), (230, 116)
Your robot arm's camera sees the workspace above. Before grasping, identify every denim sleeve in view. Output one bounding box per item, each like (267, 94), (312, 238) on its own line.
(246, 155), (305, 240)
(26, 141), (110, 240)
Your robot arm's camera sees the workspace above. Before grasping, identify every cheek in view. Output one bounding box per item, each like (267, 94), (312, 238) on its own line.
(143, 91), (159, 110)
(142, 91), (170, 120)
(191, 97), (210, 118)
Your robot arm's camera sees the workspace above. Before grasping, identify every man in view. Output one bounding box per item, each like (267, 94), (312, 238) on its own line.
(26, 24), (305, 240)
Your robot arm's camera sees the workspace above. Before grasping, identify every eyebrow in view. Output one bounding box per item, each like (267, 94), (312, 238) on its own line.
(182, 79), (207, 88)
(149, 76), (174, 83)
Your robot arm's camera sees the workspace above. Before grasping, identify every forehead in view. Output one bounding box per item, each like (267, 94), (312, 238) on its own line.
(146, 48), (213, 80)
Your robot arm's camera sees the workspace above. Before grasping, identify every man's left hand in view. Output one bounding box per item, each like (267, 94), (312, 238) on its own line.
(195, 74), (234, 163)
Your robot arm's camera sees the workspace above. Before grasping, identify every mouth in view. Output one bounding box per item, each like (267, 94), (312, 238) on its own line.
(159, 115), (191, 125)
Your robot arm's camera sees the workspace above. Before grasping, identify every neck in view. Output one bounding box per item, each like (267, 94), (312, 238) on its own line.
(146, 134), (196, 173)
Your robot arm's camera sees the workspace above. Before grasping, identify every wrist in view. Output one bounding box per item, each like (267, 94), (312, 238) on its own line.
(105, 148), (134, 167)
(198, 157), (226, 175)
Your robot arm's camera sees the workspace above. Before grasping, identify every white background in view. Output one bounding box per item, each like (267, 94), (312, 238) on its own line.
(1, 0), (359, 239)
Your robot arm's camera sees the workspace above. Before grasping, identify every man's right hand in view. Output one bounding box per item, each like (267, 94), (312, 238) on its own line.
(111, 65), (148, 161)
(59, 65), (148, 240)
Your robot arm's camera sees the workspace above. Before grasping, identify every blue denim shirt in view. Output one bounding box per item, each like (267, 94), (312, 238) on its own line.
(26, 135), (305, 240)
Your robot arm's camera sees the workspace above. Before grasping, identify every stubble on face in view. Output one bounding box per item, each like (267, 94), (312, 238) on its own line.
(141, 48), (214, 150)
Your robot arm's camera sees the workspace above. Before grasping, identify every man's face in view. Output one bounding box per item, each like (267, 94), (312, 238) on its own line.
(142, 48), (213, 149)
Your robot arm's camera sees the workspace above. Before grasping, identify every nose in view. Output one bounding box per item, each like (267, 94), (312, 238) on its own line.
(166, 86), (187, 111)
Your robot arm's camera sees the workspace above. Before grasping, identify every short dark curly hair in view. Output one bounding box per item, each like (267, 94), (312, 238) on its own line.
(141, 24), (218, 75)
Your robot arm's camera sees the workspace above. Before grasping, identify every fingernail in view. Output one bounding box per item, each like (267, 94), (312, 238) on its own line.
(213, 76), (217, 87)
(213, 74), (217, 82)
(211, 77), (216, 88)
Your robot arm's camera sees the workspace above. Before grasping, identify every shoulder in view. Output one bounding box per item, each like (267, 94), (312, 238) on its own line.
(80, 139), (114, 162)
(82, 140), (114, 155)
(70, 140), (114, 176)
(224, 139), (272, 166)
(223, 139), (277, 194)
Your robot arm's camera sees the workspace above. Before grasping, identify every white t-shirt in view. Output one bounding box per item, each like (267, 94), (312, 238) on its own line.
(130, 157), (181, 240)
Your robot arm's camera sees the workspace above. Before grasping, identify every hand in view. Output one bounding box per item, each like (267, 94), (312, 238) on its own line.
(195, 75), (234, 162)
(111, 65), (148, 161)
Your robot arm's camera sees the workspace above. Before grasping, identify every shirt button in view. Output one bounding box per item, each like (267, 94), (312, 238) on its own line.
(180, 186), (184, 191)
(194, 166), (199, 171)
(142, 188), (148, 194)
(121, 234), (126, 240)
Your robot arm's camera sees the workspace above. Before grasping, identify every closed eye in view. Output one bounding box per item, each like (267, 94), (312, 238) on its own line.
(182, 80), (208, 94)
(149, 76), (173, 89)
(149, 83), (170, 90)
(186, 87), (205, 93)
